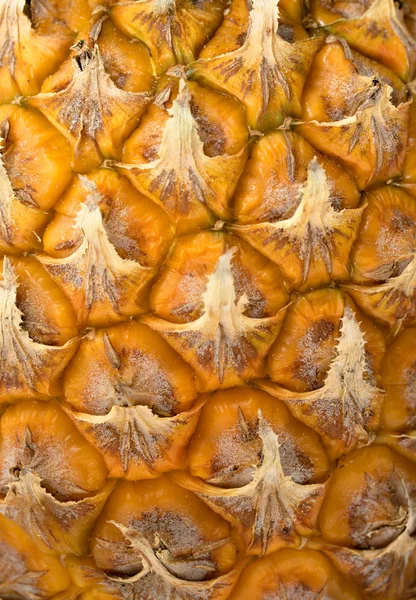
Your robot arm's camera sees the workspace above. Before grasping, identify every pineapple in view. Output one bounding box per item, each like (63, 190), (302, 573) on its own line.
(0, 0), (415, 599)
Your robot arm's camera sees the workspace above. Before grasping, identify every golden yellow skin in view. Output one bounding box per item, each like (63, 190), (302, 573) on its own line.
(11, 257), (79, 345)
(232, 130), (364, 291)
(64, 321), (197, 415)
(177, 387), (329, 555)
(190, 0), (323, 131)
(36, 170), (172, 329)
(228, 549), (363, 600)
(0, 400), (108, 497)
(78, 476), (244, 599)
(31, 0), (93, 34)
(311, 0), (416, 81)
(88, 16), (154, 93)
(0, 400), (112, 555)
(0, 257), (79, 402)
(0, 516), (72, 599)
(145, 231), (289, 391)
(62, 321), (201, 480)
(0, 104), (72, 212)
(316, 446), (416, 600)
(401, 83), (416, 197)
(44, 168), (173, 267)
(188, 387), (329, 484)
(0, 1), (415, 598)
(0, 0), (72, 103)
(28, 16), (153, 173)
(381, 327), (416, 430)
(320, 446), (400, 546)
(351, 186), (416, 283)
(234, 130), (360, 224)
(111, 0), (226, 76)
(91, 476), (238, 573)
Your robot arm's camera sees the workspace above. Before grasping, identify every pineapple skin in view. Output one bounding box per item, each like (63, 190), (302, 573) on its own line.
(0, 1), (415, 599)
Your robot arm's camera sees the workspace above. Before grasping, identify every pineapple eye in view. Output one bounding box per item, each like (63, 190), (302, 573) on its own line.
(89, 477), (239, 595)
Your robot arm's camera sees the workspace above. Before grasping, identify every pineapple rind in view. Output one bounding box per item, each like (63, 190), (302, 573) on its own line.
(0, 0), (415, 599)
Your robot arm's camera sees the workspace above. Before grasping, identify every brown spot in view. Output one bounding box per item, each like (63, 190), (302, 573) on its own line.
(292, 320), (336, 389)
(115, 74), (128, 89)
(55, 239), (79, 251)
(143, 145), (159, 161)
(366, 21), (388, 40)
(277, 23), (295, 43)
(278, 433), (314, 484)
(190, 101), (225, 157)
(232, 263), (268, 318)
(50, 80), (72, 93)
(236, 32), (247, 46)
(55, 500), (95, 532)
(391, 208), (414, 233)
(309, 319), (335, 344)
(321, 95), (345, 121)
(305, 395), (344, 439)
(22, 0), (33, 22)
(189, 0), (207, 7)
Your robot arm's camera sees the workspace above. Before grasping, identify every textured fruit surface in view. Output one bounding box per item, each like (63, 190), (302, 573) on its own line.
(0, 0), (415, 599)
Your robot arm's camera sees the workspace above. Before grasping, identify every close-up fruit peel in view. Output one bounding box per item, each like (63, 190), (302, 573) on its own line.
(0, 0), (415, 598)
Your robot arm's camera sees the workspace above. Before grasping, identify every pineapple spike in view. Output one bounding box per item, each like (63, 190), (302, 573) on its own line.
(174, 409), (326, 555)
(189, 0), (323, 129)
(36, 174), (153, 326)
(232, 158), (364, 289)
(28, 42), (150, 171)
(322, 474), (416, 598)
(258, 306), (383, 457)
(143, 247), (287, 390)
(118, 78), (247, 229)
(0, 126), (47, 251)
(344, 253), (416, 330)
(64, 398), (204, 479)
